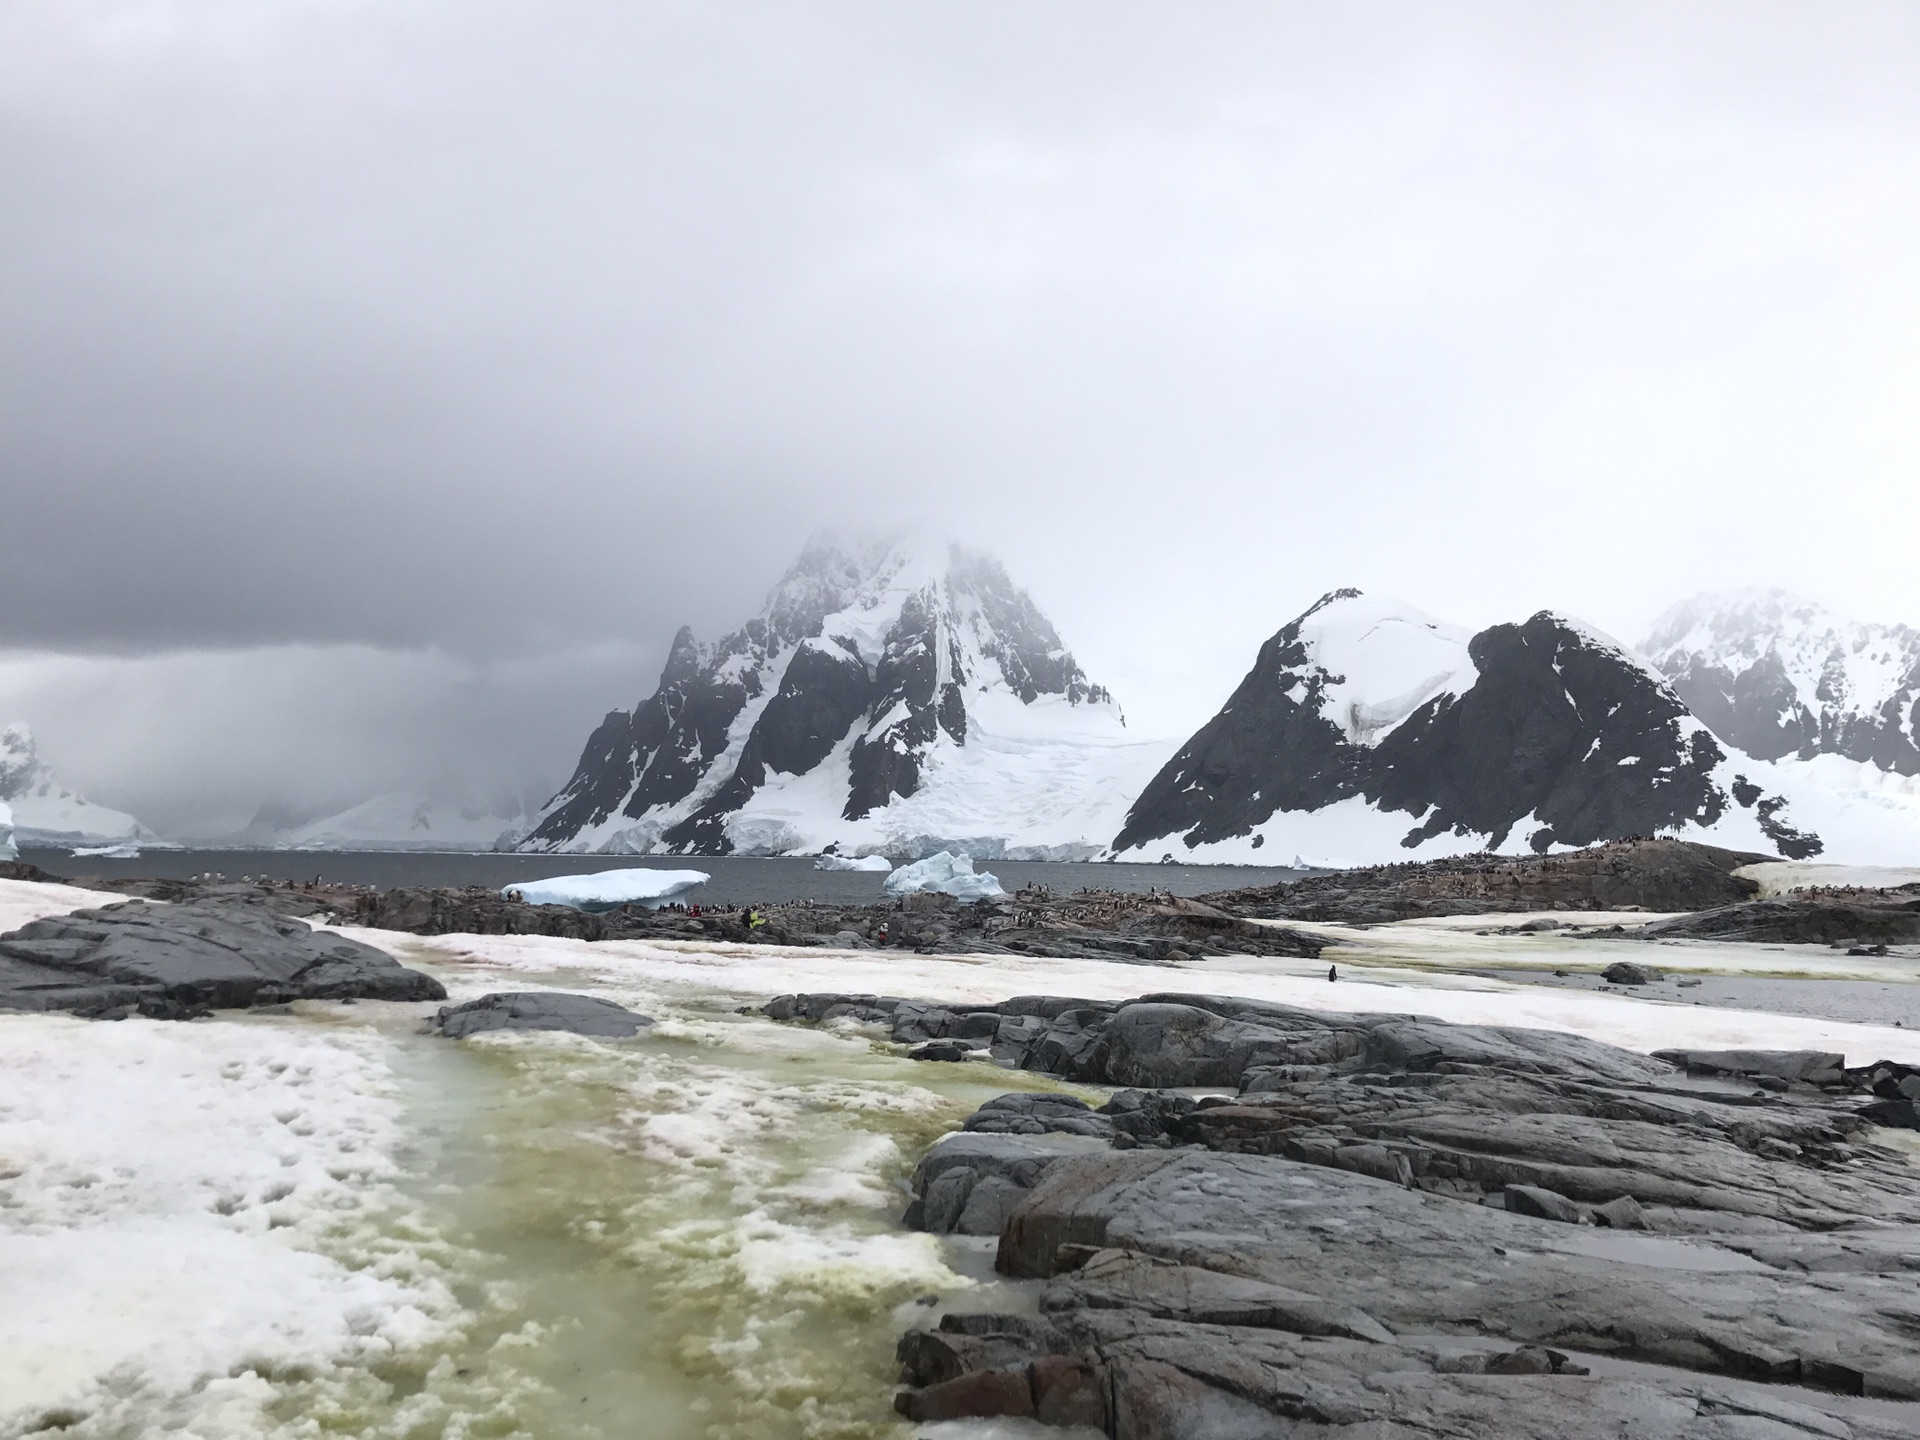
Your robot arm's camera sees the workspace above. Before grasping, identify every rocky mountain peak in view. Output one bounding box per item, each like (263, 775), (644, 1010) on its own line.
(521, 533), (1153, 856)
(1643, 589), (1920, 774)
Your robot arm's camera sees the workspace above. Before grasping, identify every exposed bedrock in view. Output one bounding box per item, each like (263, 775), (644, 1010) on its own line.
(762, 991), (1920, 1432)
(429, 990), (653, 1039)
(1645, 896), (1920, 946)
(0, 899), (446, 1016)
(1204, 838), (1763, 924)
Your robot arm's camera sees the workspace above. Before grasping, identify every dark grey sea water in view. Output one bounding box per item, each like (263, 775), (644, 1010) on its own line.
(19, 848), (1304, 907)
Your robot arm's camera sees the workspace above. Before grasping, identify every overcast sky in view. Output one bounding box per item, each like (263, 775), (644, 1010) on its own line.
(4, 1), (1918, 835)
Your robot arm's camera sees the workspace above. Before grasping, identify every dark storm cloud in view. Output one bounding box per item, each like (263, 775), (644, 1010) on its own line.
(3, 1), (1920, 829)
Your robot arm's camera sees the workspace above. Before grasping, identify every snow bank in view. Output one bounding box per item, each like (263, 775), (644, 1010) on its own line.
(504, 867), (709, 909)
(1735, 860), (1920, 896)
(883, 850), (1006, 901)
(814, 853), (893, 873)
(0, 1014), (459, 1436)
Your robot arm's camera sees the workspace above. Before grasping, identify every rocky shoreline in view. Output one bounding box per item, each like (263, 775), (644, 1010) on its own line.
(772, 989), (1920, 1436)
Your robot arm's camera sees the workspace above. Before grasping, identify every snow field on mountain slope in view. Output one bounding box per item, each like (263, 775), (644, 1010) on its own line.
(725, 687), (1175, 857)
(1645, 592), (1920, 724)
(1288, 595), (1476, 746)
(1118, 742), (1920, 868)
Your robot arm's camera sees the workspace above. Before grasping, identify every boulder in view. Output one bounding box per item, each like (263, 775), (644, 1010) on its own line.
(1600, 960), (1663, 985)
(430, 991), (651, 1039)
(0, 899), (445, 1015)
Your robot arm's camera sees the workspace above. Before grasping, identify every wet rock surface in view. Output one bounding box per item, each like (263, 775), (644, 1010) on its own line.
(429, 990), (653, 1039)
(772, 991), (1920, 1435)
(0, 899), (446, 1016)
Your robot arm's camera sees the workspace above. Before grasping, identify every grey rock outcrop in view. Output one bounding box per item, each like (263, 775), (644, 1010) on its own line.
(429, 991), (652, 1039)
(0, 900), (445, 1015)
(867, 990), (1920, 1434)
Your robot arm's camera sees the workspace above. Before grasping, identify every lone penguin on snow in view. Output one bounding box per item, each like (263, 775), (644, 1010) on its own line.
(1328, 965), (1338, 983)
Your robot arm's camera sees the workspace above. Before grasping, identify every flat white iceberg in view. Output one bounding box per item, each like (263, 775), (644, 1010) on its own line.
(883, 850), (1006, 901)
(813, 853), (893, 873)
(71, 842), (140, 859)
(504, 867), (709, 910)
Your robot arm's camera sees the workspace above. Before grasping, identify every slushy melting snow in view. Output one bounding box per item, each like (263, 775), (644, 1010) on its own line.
(4, 877), (1920, 1438)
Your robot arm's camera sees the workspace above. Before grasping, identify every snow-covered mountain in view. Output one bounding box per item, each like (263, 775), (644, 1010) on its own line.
(1112, 589), (1920, 867)
(232, 792), (535, 852)
(0, 722), (157, 848)
(1643, 590), (1920, 775)
(522, 533), (1173, 858)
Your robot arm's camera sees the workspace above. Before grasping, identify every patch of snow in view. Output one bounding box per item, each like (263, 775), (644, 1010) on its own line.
(0, 1013), (461, 1436)
(883, 851), (1006, 901)
(0, 875), (119, 933)
(504, 867), (710, 909)
(814, 853), (893, 872)
(372, 922), (1920, 1068)
(1734, 861), (1920, 897)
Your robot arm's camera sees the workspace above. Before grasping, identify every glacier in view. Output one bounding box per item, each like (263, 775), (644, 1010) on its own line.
(0, 722), (156, 849)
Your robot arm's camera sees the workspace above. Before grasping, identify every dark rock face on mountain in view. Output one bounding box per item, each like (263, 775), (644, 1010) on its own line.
(815, 992), (1920, 1435)
(1116, 592), (1768, 860)
(430, 991), (652, 1039)
(521, 534), (1125, 856)
(1203, 837), (1763, 923)
(0, 900), (446, 1016)
(1645, 589), (1920, 776)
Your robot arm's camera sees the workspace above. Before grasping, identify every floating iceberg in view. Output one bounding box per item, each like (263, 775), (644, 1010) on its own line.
(0, 799), (14, 860)
(71, 843), (140, 859)
(504, 868), (709, 911)
(814, 853), (893, 873)
(883, 850), (1006, 901)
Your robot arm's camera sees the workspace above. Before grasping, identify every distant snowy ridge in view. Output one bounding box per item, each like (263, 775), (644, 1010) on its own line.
(0, 722), (156, 848)
(1643, 589), (1920, 776)
(522, 532), (1175, 858)
(1113, 589), (1920, 867)
(258, 792), (534, 853)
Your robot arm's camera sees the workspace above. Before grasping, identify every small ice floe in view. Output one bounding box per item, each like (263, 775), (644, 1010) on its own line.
(503, 867), (709, 911)
(813, 853), (893, 873)
(70, 842), (141, 859)
(883, 850), (1006, 901)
